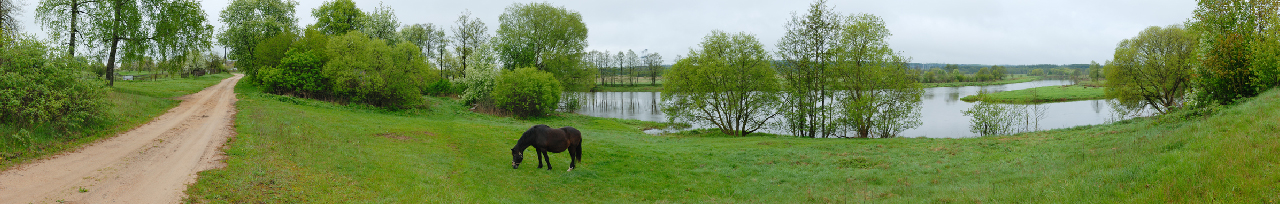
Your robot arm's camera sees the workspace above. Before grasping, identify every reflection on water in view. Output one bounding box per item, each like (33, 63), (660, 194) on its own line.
(574, 80), (1129, 138)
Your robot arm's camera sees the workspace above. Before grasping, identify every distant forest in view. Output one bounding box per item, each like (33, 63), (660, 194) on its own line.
(908, 63), (1091, 75)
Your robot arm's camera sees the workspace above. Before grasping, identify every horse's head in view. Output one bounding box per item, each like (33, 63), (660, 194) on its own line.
(511, 148), (524, 169)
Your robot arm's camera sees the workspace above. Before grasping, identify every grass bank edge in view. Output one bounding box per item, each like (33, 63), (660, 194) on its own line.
(961, 85), (1107, 103)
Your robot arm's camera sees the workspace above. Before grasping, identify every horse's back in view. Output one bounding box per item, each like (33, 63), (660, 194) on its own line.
(561, 126), (582, 146)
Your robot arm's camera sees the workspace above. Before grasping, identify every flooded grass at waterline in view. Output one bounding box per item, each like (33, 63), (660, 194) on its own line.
(573, 80), (1142, 138)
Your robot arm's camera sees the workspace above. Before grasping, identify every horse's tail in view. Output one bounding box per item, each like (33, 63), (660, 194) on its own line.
(572, 141), (582, 162)
(563, 127), (582, 163)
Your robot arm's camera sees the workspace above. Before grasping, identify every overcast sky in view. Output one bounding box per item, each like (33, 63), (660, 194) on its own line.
(15, 0), (1196, 65)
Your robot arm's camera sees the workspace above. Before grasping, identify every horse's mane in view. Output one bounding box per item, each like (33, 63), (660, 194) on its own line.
(513, 125), (550, 151)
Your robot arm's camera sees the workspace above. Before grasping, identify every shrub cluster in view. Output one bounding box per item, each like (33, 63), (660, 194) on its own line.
(0, 37), (109, 129)
(254, 29), (440, 108)
(491, 68), (561, 117)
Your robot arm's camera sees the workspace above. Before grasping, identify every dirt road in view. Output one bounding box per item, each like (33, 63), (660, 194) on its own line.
(0, 74), (243, 203)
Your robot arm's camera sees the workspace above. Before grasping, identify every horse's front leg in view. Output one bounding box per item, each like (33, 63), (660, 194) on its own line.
(542, 150), (553, 170)
(536, 148), (545, 169)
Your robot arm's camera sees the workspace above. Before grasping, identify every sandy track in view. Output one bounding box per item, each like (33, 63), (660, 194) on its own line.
(0, 74), (243, 203)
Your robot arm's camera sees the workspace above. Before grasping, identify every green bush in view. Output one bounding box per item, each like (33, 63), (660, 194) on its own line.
(453, 64), (500, 105)
(424, 79), (453, 96)
(247, 31), (299, 84)
(0, 37), (109, 130)
(323, 31), (434, 108)
(259, 49), (328, 98)
(492, 67), (561, 117)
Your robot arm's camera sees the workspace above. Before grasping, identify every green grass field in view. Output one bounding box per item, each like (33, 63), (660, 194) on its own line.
(923, 76), (1042, 88)
(961, 85), (1107, 103)
(185, 81), (1279, 203)
(0, 73), (233, 170)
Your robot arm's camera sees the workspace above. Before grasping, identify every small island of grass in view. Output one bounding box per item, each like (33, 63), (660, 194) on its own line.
(922, 76), (1043, 88)
(961, 85), (1107, 103)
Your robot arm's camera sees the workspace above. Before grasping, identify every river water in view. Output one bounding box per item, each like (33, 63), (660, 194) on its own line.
(572, 80), (1136, 138)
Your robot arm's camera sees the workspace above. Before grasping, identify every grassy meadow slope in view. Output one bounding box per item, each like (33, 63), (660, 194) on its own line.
(186, 82), (1279, 203)
(0, 73), (234, 170)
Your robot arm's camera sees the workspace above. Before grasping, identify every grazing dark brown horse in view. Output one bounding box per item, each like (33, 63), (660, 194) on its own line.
(511, 124), (582, 171)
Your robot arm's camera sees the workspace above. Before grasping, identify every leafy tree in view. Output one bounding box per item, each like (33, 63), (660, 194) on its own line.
(451, 11), (489, 78)
(1105, 25), (1197, 114)
(494, 2), (592, 91)
(964, 100), (1023, 136)
(1030, 68), (1044, 76)
(0, 0), (16, 37)
(976, 67), (992, 81)
(358, 3), (399, 44)
(1088, 61), (1102, 81)
(613, 51), (624, 85)
(645, 52), (663, 85)
(401, 23), (449, 78)
(776, 0), (921, 138)
(493, 67), (562, 117)
(219, 0), (299, 83)
(323, 31), (433, 108)
(36, 0), (99, 56)
(88, 0), (213, 86)
(310, 0), (362, 35)
(1254, 15), (1280, 90)
(626, 50), (638, 86)
(453, 57), (499, 105)
(950, 69), (965, 82)
(1190, 0), (1278, 104)
(992, 65), (1006, 80)
(259, 48), (326, 97)
(775, 0), (845, 138)
(662, 31), (780, 136)
(834, 13), (922, 138)
(251, 31), (297, 73)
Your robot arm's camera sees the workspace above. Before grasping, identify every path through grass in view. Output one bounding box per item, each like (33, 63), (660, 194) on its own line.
(0, 73), (234, 169)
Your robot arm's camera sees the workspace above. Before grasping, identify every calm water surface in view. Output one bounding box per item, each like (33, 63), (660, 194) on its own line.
(573, 80), (1130, 138)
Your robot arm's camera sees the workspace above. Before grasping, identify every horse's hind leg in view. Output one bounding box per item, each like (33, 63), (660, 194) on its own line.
(568, 145), (580, 170)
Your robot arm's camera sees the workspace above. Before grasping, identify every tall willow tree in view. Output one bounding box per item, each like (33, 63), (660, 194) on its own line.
(1106, 25), (1197, 114)
(495, 2), (592, 91)
(663, 31), (781, 136)
(776, 0), (922, 138)
(218, 0), (298, 83)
